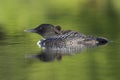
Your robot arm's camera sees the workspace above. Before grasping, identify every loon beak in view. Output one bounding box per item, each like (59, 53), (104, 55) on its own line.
(24, 29), (37, 33)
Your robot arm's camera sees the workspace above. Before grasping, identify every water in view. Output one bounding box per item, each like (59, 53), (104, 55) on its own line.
(0, 30), (120, 80)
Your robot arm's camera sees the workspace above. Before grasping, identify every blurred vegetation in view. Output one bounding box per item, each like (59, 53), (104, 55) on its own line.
(0, 0), (119, 38)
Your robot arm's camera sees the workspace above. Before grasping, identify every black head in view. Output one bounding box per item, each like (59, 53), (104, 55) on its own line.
(25, 24), (62, 38)
(35, 24), (54, 33)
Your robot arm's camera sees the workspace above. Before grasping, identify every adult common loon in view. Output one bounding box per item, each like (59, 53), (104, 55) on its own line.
(25, 24), (109, 61)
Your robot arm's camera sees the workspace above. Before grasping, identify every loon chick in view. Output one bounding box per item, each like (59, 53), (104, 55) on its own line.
(24, 24), (62, 38)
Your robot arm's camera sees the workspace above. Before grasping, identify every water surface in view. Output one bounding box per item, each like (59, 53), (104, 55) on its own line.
(0, 30), (120, 80)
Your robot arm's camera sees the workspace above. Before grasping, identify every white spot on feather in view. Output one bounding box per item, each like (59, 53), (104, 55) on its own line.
(37, 40), (41, 48)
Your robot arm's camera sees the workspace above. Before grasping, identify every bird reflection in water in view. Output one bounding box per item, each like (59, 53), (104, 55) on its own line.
(25, 24), (109, 62)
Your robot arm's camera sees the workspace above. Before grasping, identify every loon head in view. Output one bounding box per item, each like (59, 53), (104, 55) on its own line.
(25, 24), (62, 38)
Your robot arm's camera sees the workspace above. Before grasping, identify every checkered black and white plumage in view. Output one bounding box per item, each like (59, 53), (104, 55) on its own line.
(38, 30), (108, 55)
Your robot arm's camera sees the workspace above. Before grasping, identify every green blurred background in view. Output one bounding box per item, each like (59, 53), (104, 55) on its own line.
(0, 0), (120, 80)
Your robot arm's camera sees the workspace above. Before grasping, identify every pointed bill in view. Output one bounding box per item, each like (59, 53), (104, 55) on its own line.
(24, 29), (37, 33)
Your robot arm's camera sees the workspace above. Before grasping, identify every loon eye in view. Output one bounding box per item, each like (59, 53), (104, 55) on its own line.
(39, 27), (42, 30)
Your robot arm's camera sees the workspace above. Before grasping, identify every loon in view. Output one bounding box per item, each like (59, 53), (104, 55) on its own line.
(25, 24), (109, 61)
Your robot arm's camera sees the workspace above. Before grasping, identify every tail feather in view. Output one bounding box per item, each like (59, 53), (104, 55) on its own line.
(96, 37), (109, 46)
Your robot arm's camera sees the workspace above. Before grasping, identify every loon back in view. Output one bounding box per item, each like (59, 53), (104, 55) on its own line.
(38, 31), (109, 55)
